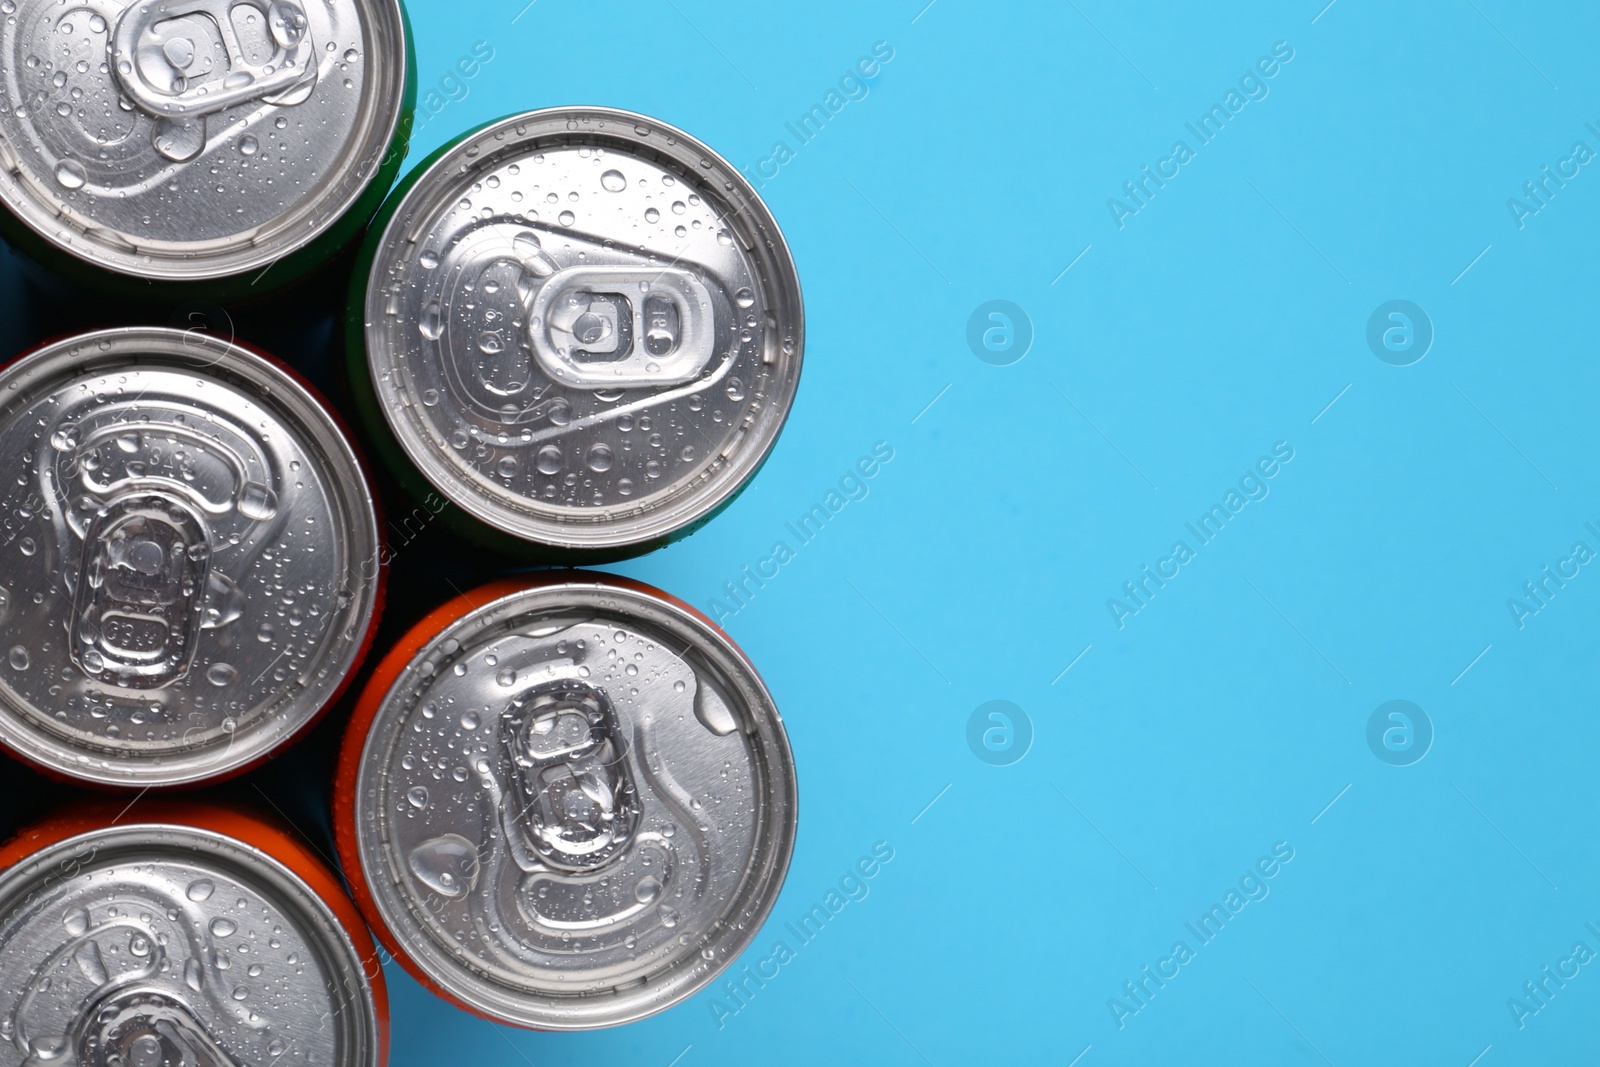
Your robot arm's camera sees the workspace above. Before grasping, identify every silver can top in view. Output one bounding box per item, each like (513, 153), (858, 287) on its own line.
(350, 577), (797, 1028)
(363, 107), (804, 552)
(0, 0), (408, 281)
(0, 821), (382, 1066)
(0, 327), (381, 786)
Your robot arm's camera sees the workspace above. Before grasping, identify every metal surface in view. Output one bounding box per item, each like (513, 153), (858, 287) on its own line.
(0, 0), (407, 281)
(0, 822), (381, 1066)
(363, 107), (804, 552)
(0, 327), (380, 786)
(352, 578), (796, 1029)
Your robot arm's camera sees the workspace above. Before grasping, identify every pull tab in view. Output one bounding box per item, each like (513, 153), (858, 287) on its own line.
(111, 0), (318, 159)
(499, 681), (639, 872)
(527, 266), (717, 388)
(72, 495), (210, 690)
(78, 989), (241, 1067)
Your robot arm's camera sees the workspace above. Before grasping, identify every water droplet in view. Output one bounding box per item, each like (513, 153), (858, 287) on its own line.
(187, 879), (215, 902)
(206, 662), (238, 687)
(74, 942), (108, 984)
(635, 876), (662, 904)
(61, 907), (89, 935)
(408, 834), (478, 898)
(558, 210), (576, 227)
(496, 455), (518, 478)
(18, 538), (35, 557)
(660, 906), (679, 928)
(536, 446), (563, 475)
(238, 134), (258, 156)
(419, 249), (440, 269)
(231, 986), (249, 1001)
(601, 169), (626, 192)
(495, 667), (517, 687)
(184, 958), (203, 992)
(644, 207), (660, 223)
(210, 917), (237, 938)
(407, 786), (429, 809)
(419, 302), (443, 340)
(115, 432), (139, 454)
(460, 711), (480, 730)
(256, 622), (275, 643)
(8, 646), (28, 671)
(237, 482), (277, 521)
(587, 443), (614, 472)
(268, 1040), (286, 1057)
(88, 13), (105, 31)
(735, 287), (755, 308)
(344, 47), (359, 63)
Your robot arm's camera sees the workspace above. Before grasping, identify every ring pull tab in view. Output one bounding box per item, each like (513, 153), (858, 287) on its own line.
(499, 681), (640, 872)
(78, 988), (242, 1067)
(110, 0), (318, 161)
(71, 495), (210, 690)
(526, 265), (718, 388)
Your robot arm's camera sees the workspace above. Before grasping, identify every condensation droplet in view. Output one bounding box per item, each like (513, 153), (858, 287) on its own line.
(237, 483), (278, 521)
(419, 302), (444, 341)
(210, 917), (237, 938)
(54, 159), (86, 189)
(205, 662), (238, 687)
(600, 169), (626, 192)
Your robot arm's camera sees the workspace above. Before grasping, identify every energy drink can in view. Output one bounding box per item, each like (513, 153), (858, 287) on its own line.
(0, 0), (414, 296)
(0, 326), (383, 787)
(351, 107), (804, 559)
(0, 801), (388, 1065)
(334, 572), (797, 1028)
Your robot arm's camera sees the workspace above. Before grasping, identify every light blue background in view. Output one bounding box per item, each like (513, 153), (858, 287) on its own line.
(387, 1), (1600, 1063)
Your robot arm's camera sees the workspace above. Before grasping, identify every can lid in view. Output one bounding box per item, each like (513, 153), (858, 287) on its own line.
(0, 819), (383, 1066)
(0, 327), (381, 786)
(347, 575), (797, 1029)
(0, 0), (408, 281)
(364, 107), (804, 552)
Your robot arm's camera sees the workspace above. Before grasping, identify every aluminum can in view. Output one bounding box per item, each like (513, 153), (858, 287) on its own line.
(352, 107), (804, 559)
(334, 572), (797, 1028)
(0, 801), (388, 1065)
(0, 0), (413, 295)
(0, 326), (383, 787)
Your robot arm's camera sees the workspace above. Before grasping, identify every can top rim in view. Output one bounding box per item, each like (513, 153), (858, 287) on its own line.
(0, 327), (382, 787)
(351, 576), (798, 1029)
(0, 0), (409, 282)
(0, 820), (384, 1065)
(364, 105), (805, 551)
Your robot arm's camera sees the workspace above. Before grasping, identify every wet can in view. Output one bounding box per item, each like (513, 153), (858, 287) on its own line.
(334, 572), (797, 1028)
(0, 800), (388, 1065)
(0, 326), (384, 787)
(0, 0), (414, 298)
(350, 107), (804, 560)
